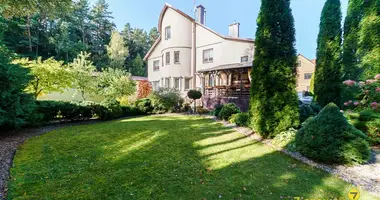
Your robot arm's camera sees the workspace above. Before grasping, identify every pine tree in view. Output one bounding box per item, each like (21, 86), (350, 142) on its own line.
(131, 54), (146, 76)
(342, 0), (364, 80)
(249, 0), (299, 138)
(314, 0), (343, 107)
(357, 0), (380, 79)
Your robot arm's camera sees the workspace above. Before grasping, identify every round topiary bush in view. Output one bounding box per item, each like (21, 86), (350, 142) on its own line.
(218, 103), (240, 120)
(229, 112), (249, 127)
(295, 103), (370, 165)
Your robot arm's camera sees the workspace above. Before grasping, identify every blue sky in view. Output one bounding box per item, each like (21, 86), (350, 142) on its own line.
(89, 0), (348, 59)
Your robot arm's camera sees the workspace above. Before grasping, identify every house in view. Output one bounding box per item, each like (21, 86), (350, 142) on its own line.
(144, 3), (315, 110)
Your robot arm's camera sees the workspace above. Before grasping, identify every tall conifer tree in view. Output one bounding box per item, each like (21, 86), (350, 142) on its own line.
(249, 0), (299, 138)
(314, 0), (343, 107)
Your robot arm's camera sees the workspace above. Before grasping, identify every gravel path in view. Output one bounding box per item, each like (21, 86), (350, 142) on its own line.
(209, 116), (380, 197)
(0, 120), (100, 200)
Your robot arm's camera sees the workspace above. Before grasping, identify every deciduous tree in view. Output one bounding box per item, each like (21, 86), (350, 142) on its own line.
(70, 52), (97, 101)
(107, 30), (128, 69)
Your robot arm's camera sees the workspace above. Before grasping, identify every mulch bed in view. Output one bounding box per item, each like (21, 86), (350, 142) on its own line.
(0, 120), (100, 200)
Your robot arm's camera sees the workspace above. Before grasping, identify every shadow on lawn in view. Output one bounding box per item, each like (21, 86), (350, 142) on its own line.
(7, 115), (373, 200)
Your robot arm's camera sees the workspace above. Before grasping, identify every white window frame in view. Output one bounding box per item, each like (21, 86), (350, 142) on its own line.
(304, 73), (312, 80)
(165, 77), (170, 88)
(153, 60), (160, 71)
(203, 49), (213, 63)
(174, 77), (180, 90)
(174, 51), (180, 64)
(241, 56), (249, 63)
(184, 78), (191, 90)
(165, 26), (171, 40)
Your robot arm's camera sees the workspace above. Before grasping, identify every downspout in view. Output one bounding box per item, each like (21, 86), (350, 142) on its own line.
(192, 21), (197, 89)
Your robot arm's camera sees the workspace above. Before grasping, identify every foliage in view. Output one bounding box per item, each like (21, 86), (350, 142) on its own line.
(0, 41), (36, 130)
(229, 112), (249, 127)
(94, 99), (124, 120)
(131, 54), (146, 76)
(187, 89), (202, 113)
(211, 104), (224, 117)
(296, 103), (370, 164)
(314, 0), (343, 107)
(342, 0), (364, 81)
(107, 30), (128, 69)
(137, 80), (152, 99)
(218, 103), (240, 120)
(97, 68), (136, 100)
(342, 75), (380, 110)
(13, 57), (72, 98)
(8, 115), (378, 199)
(357, 0), (380, 79)
(272, 128), (297, 152)
(181, 103), (191, 113)
(0, 0), (72, 18)
(249, 0), (299, 138)
(299, 103), (322, 123)
(134, 98), (153, 114)
(195, 106), (209, 114)
(70, 52), (97, 101)
(309, 73), (315, 94)
(347, 109), (380, 145)
(149, 87), (183, 113)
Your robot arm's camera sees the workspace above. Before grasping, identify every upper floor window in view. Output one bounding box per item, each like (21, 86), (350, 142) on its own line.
(166, 52), (170, 65)
(241, 56), (249, 63)
(174, 51), (180, 64)
(153, 60), (160, 71)
(203, 49), (213, 63)
(304, 73), (312, 80)
(165, 26), (171, 40)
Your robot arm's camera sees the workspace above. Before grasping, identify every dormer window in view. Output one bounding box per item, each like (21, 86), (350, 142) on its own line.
(165, 26), (171, 40)
(241, 56), (249, 63)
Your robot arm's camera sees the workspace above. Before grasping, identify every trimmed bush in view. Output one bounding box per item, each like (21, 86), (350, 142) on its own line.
(212, 104), (224, 117)
(218, 103), (240, 120)
(149, 88), (183, 113)
(347, 109), (380, 146)
(134, 98), (153, 114)
(272, 128), (297, 152)
(196, 106), (209, 114)
(296, 103), (370, 165)
(299, 102), (322, 123)
(94, 99), (124, 121)
(229, 112), (249, 127)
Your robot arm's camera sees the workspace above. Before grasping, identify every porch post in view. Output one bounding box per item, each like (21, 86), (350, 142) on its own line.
(239, 69), (244, 97)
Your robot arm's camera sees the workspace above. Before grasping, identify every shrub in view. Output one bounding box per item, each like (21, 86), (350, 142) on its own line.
(134, 98), (153, 114)
(94, 99), (124, 121)
(182, 103), (191, 113)
(347, 109), (380, 146)
(299, 102), (321, 123)
(229, 112), (249, 127)
(218, 103), (240, 120)
(212, 104), (224, 117)
(296, 103), (370, 165)
(272, 128), (297, 152)
(196, 106), (209, 114)
(149, 87), (183, 113)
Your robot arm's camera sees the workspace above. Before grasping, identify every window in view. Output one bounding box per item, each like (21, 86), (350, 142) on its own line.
(153, 60), (160, 71)
(165, 77), (170, 88)
(152, 81), (159, 90)
(174, 51), (180, 64)
(241, 56), (249, 63)
(304, 73), (312, 80)
(203, 49), (213, 63)
(185, 78), (191, 90)
(208, 74), (214, 87)
(174, 78), (180, 90)
(166, 52), (170, 65)
(165, 26), (171, 40)
(298, 60), (302, 67)
(162, 54), (164, 66)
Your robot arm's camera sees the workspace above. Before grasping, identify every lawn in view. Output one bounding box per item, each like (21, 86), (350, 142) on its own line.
(8, 115), (378, 200)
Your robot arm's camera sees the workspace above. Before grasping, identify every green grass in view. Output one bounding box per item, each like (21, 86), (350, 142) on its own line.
(8, 115), (379, 199)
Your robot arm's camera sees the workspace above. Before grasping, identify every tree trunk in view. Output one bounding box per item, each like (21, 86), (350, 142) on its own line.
(27, 14), (33, 53)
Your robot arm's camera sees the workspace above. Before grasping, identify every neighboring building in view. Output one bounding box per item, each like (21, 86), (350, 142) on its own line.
(144, 3), (315, 110)
(297, 54), (316, 92)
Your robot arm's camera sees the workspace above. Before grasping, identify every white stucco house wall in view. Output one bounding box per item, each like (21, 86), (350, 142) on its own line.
(144, 3), (315, 109)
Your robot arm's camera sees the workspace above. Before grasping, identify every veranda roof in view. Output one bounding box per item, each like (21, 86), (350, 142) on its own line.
(197, 62), (252, 73)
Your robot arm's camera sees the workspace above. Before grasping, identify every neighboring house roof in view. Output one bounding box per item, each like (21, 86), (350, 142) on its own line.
(297, 54), (316, 66)
(144, 3), (255, 61)
(131, 76), (148, 81)
(197, 62), (252, 73)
